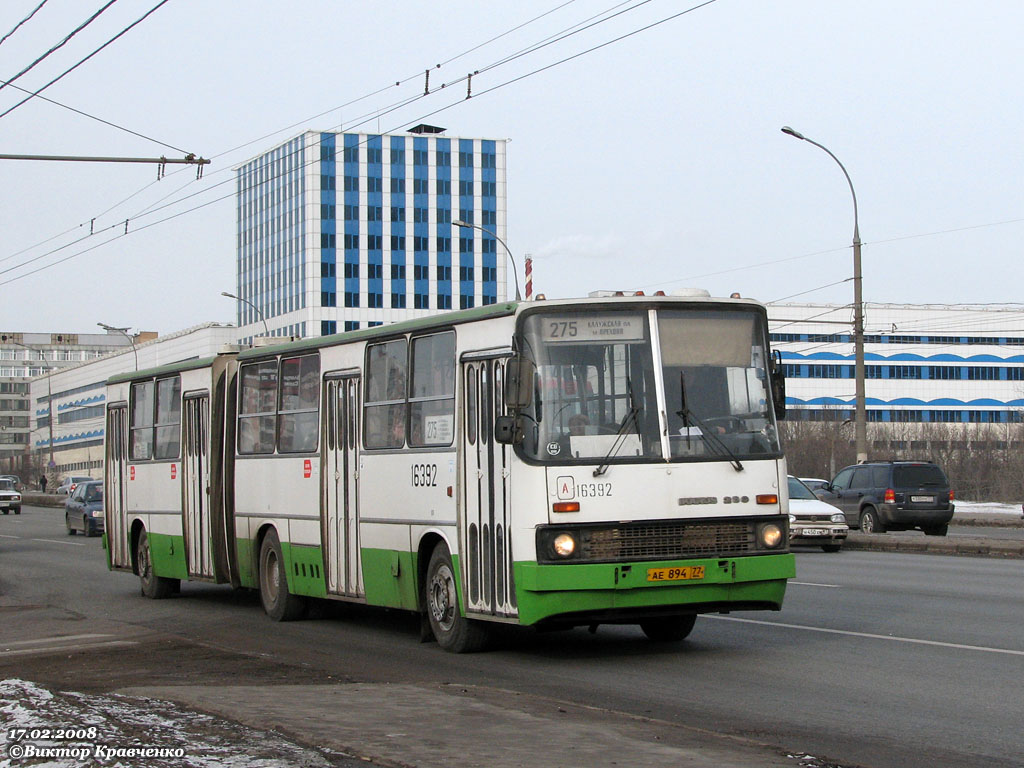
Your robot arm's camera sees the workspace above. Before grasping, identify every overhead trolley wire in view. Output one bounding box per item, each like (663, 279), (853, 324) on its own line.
(0, 0), (721, 287)
(0, 0), (175, 122)
(0, 0), (118, 94)
(0, 75), (193, 154)
(0, 0), (49, 49)
(4, 0), (658, 261)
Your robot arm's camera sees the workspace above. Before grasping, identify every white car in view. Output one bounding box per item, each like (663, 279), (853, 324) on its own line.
(0, 478), (21, 514)
(788, 476), (848, 552)
(56, 476), (93, 496)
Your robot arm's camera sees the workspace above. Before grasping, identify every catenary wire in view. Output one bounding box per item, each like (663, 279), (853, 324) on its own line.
(0, 0), (603, 268)
(0, 0), (116, 93)
(0, 0), (175, 122)
(0, 75), (192, 154)
(0, 1), (762, 292)
(0, 0), (49, 48)
(2, 0), (698, 279)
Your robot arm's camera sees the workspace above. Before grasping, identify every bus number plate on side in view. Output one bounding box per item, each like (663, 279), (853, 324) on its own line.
(646, 566), (705, 582)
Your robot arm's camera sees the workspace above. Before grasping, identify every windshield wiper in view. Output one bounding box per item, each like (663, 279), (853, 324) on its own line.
(677, 372), (743, 472)
(593, 377), (641, 477)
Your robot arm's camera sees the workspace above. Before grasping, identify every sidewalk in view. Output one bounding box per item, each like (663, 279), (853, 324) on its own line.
(118, 682), (813, 768)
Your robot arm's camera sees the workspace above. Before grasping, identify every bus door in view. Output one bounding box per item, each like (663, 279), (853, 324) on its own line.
(105, 404), (131, 569)
(322, 374), (363, 597)
(182, 393), (214, 579)
(460, 356), (517, 619)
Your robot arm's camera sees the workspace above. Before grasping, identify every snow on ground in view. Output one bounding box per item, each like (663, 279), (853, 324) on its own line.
(0, 678), (340, 768)
(954, 500), (1023, 517)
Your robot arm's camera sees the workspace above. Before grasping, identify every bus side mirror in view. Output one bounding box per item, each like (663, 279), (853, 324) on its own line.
(494, 415), (521, 445)
(504, 357), (536, 409)
(771, 350), (787, 420)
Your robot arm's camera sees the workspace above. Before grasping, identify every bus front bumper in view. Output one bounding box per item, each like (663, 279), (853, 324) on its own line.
(513, 553), (795, 627)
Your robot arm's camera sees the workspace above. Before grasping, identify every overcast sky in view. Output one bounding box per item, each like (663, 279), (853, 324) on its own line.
(2, 0), (1022, 335)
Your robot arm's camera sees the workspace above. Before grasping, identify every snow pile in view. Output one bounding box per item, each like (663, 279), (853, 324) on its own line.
(954, 500), (1023, 517)
(1, 678), (336, 768)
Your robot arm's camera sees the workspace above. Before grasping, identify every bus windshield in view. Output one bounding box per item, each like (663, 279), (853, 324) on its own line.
(518, 306), (781, 464)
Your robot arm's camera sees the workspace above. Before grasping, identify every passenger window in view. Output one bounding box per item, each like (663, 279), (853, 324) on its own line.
(851, 467), (872, 489)
(364, 339), (408, 449)
(238, 361), (278, 454)
(130, 381), (154, 460)
(153, 377), (181, 459)
(409, 332), (455, 447)
(872, 466), (890, 487)
(278, 355), (320, 453)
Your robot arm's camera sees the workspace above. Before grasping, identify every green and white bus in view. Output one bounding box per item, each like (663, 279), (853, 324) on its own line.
(103, 294), (795, 652)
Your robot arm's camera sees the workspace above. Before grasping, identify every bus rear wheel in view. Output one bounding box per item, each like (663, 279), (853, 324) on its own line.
(425, 543), (489, 653)
(640, 614), (697, 642)
(258, 529), (306, 621)
(137, 530), (177, 599)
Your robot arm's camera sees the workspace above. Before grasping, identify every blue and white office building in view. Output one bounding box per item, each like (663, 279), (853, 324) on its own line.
(771, 302), (1024, 432)
(234, 127), (508, 340)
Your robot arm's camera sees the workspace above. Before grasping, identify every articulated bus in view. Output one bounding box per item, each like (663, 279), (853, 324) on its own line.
(103, 294), (795, 652)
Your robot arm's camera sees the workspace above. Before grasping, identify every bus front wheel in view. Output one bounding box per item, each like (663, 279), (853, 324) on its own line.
(425, 543), (489, 653)
(137, 530), (177, 599)
(258, 529), (306, 621)
(640, 614), (697, 642)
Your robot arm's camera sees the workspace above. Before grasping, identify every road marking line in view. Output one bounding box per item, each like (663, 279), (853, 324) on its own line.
(0, 534), (19, 539)
(0, 640), (138, 658)
(707, 615), (1024, 656)
(3, 633), (113, 648)
(790, 581), (841, 588)
(30, 538), (84, 546)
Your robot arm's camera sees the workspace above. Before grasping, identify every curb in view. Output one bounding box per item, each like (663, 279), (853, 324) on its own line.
(843, 532), (1024, 559)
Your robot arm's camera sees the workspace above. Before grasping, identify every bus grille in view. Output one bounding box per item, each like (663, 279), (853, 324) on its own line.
(581, 521), (755, 561)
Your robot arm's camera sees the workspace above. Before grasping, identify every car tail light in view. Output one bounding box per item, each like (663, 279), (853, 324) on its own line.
(949, 489), (955, 501)
(884, 488), (895, 503)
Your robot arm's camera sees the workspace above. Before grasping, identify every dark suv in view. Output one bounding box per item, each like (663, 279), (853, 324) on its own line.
(817, 461), (954, 536)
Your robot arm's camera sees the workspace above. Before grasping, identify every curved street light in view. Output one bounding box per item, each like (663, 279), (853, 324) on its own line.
(781, 126), (867, 463)
(97, 323), (138, 371)
(453, 220), (522, 301)
(221, 291), (270, 337)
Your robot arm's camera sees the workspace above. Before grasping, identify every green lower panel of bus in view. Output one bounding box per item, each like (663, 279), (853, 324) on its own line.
(512, 553), (796, 626)
(233, 539), (421, 610)
(146, 532), (189, 580)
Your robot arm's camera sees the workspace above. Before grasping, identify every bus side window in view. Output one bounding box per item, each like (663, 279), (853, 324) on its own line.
(364, 339), (408, 449)
(409, 331), (455, 447)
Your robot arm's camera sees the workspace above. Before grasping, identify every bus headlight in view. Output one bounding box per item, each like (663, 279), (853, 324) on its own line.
(552, 533), (576, 558)
(759, 523), (784, 549)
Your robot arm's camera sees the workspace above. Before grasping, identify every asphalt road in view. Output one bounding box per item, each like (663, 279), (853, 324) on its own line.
(3, 505), (1023, 768)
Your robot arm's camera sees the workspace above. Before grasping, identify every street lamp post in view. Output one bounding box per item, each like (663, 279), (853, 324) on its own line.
(781, 126), (867, 463)
(452, 220), (522, 301)
(221, 291), (270, 337)
(97, 323), (138, 371)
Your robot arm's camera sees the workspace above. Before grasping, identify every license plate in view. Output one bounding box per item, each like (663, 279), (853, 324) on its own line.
(647, 566), (705, 582)
(801, 528), (827, 536)
(911, 495), (934, 503)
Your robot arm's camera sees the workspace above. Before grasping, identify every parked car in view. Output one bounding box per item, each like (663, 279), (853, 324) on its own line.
(56, 476), (93, 496)
(65, 480), (104, 537)
(787, 476), (848, 552)
(816, 460), (954, 535)
(0, 478), (21, 515)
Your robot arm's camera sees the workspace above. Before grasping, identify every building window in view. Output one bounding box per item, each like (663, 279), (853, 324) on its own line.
(967, 367), (998, 380)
